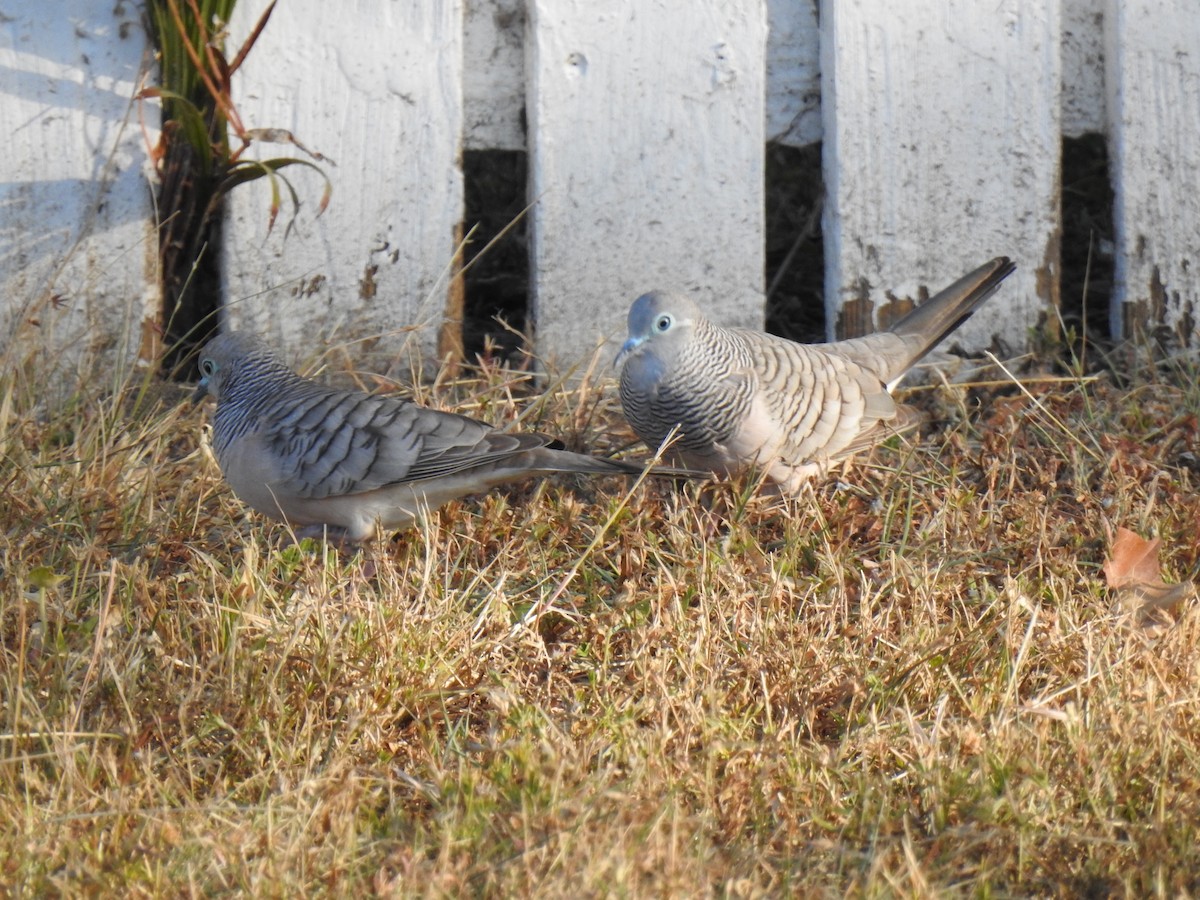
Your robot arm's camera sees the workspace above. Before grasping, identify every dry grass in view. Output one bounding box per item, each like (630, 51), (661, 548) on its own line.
(3, 329), (1200, 897)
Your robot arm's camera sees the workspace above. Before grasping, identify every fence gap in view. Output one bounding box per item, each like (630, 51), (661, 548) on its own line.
(462, 149), (530, 364)
(1060, 133), (1115, 351)
(765, 141), (824, 344)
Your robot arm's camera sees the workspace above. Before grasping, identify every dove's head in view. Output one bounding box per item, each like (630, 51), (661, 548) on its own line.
(194, 331), (288, 404)
(614, 290), (702, 371)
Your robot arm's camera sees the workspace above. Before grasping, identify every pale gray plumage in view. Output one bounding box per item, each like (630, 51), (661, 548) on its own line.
(196, 332), (675, 541)
(616, 257), (1016, 492)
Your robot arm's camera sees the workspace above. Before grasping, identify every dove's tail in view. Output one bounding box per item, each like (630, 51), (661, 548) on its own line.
(530, 446), (708, 481)
(885, 256), (1017, 376)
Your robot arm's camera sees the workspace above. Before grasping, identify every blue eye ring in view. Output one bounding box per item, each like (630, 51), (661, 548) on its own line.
(654, 314), (672, 332)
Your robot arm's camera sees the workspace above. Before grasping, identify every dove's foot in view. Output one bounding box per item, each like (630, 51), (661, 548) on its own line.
(290, 524), (363, 555)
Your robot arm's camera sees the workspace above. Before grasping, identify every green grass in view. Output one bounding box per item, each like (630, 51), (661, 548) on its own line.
(3, 331), (1200, 896)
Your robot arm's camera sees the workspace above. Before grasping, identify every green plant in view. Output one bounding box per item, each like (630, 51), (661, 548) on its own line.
(141, 0), (332, 374)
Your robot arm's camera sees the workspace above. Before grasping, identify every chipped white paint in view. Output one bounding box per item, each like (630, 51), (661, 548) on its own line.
(5, 0), (1197, 372)
(1105, 0), (1200, 340)
(821, 0), (1061, 350)
(0, 2), (157, 385)
(526, 0), (767, 365)
(464, 0), (525, 151)
(439, 0), (1104, 154)
(223, 0), (464, 371)
(466, 0), (821, 151)
(1062, 0), (1106, 136)
(766, 0), (821, 146)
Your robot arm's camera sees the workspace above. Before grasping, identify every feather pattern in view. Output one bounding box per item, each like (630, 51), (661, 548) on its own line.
(198, 332), (688, 541)
(617, 257), (1016, 491)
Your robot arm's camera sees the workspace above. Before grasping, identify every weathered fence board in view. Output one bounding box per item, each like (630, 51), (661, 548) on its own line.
(4, 0), (1196, 380)
(526, 0), (768, 366)
(766, 0), (821, 146)
(464, 0), (525, 151)
(1063, 0), (1106, 137)
(465, 0), (823, 153)
(1105, 0), (1200, 341)
(821, 0), (1061, 349)
(0, 2), (156, 384)
(224, 0), (465, 371)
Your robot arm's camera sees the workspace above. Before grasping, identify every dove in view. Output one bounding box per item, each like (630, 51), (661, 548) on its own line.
(615, 257), (1016, 492)
(195, 331), (691, 542)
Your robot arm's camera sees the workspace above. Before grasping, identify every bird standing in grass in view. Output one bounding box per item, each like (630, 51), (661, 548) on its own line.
(615, 257), (1016, 491)
(195, 332), (689, 542)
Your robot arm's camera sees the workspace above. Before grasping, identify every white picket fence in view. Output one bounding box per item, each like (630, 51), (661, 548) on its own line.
(2, 0), (1197, 381)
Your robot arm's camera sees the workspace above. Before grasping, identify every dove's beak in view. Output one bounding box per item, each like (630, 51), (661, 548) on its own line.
(613, 336), (643, 370)
(191, 377), (210, 405)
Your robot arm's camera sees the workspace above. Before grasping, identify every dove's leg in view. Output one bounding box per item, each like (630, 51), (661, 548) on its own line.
(289, 523), (364, 554)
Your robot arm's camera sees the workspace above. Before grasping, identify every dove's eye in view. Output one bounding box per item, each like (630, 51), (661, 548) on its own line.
(200, 359), (216, 378)
(654, 314), (672, 333)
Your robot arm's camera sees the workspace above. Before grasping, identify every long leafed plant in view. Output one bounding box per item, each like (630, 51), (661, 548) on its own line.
(141, 0), (332, 375)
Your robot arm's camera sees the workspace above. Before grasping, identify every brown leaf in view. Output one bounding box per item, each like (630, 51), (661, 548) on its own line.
(1103, 527), (1165, 588)
(1103, 526), (1195, 629)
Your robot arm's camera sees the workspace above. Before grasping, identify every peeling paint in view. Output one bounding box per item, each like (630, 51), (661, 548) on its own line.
(876, 291), (916, 332)
(1149, 265), (1166, 322)
(292, 275), (327, 299)
(835, 276), (874, 339)
(1124, 265), (1165, 341)
(822, 0), (1059, 353)
(359, 264), (379, 301)
(1034, 222), (1062, 342)
(223, 0), (464, 364)
(1178, 299), (1196, 346)
(438, 221), (466, 369)
(1107, 2), (1200, 347)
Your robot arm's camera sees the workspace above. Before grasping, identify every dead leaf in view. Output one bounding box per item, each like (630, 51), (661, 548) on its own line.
(1103, 527), (1165, 587)
(1103, 526), (1195, 630)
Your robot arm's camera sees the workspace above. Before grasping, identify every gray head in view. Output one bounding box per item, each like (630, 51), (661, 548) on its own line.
(194, 331), (293, 403)
(614, 290), (704, 370)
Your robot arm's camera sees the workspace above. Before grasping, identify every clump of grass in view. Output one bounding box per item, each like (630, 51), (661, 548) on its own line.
(2, 318), (1200, 895)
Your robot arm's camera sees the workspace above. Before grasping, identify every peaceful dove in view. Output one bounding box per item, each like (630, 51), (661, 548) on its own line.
(616, 257), (1016, 492)
(195, 331), (691, 542)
